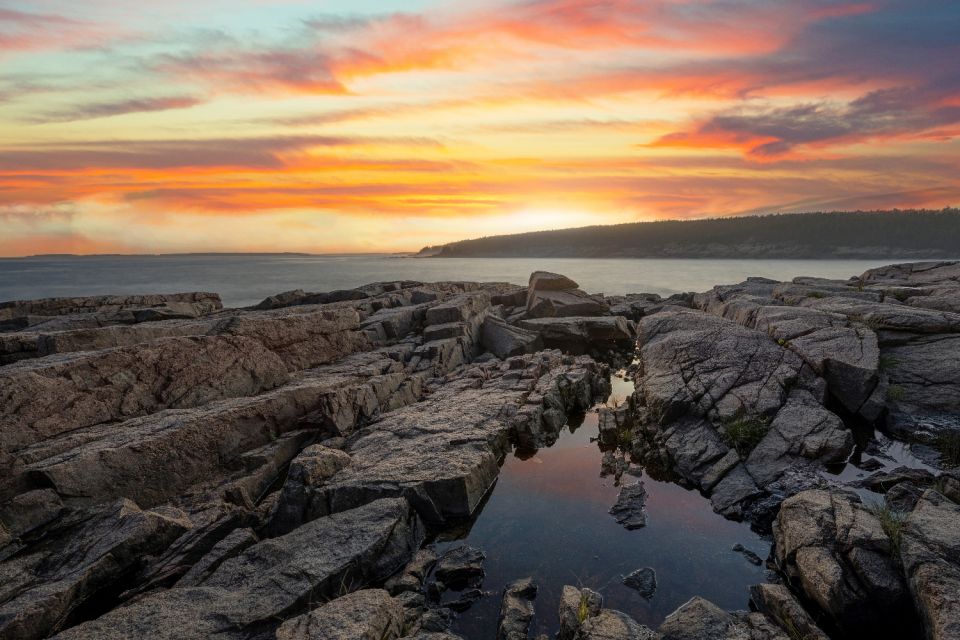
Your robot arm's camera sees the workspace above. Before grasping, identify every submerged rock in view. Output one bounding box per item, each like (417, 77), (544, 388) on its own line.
(435, 545), (486, 588)
(732, 543), (763, 566)
(622, 567), (657, 599)
(610, 481), (647, 529)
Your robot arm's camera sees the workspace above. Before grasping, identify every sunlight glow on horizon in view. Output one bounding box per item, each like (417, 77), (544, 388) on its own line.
(0, 0), (957, 255)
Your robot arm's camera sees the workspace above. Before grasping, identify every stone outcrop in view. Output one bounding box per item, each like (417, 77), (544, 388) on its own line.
(630, 307), (852, 523)
(54, 498), (423, 640)
(0, 292), (222, 332)
(1, 266), (958, 640)
(773, 489), (912, 635)
(0, 499), (190, 640)
(899, 490), (960, 640)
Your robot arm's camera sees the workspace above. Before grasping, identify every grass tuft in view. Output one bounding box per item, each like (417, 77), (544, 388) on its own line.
(878, 355), (899, 371)
(935, 432), (960, 468)
(721, 414), (770, 457)
(868, 503), (905, 555)
(577, 593), (590, 623)
(886, 385), (906, 401)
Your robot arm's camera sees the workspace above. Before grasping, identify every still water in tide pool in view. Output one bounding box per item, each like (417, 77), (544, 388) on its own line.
(0, 254), (910, 306)
(433, 404), (771, 639)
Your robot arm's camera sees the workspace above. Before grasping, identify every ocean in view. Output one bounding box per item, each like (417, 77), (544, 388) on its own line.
(0, 254), (915, 307)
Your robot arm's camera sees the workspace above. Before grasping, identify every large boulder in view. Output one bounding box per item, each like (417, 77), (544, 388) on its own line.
(579, 609), (660, 639)
(481, 316), (542, 359)
(518, 316), (634, 354)
(275, 589), (405, 640)
(526, 272), (609, 318)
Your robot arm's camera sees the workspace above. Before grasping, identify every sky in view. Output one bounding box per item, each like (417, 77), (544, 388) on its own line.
(1, 0), (958, 255)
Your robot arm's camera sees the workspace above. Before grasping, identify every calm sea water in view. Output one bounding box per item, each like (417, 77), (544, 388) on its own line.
(0, 254), (911, 307)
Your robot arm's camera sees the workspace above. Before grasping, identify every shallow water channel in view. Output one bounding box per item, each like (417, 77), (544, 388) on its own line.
(433, 375), (772, 638)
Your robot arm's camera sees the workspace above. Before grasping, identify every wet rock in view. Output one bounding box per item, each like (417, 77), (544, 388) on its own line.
(386, 548), (438, 595)
(434, 545), (485, 587)
(275, 589), (405, 640)
(446, 588), (484, 612)
(859, 466), (936, 493)
(0, 499), (190, 640)
(518, 316), (634, 354)
(750, 583), (829, 640)
(497, 577), (537, 640)
(772, 489), (911, 635)
(598, 404), (632, 447)
(884, 482), (927, 512)
(622, 567), (657, 599)
(579, 609), (660, 639)
(54, 498), (423, 639)
(732, 543), (763, 566)
(482, 315), (542, 359)
(559, 585), (602, 640)
(610, 482), (647, 530)
(900, 490), (960, 640)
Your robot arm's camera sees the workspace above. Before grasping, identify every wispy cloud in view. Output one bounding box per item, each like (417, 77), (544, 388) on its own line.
(31, 95), (203, 123)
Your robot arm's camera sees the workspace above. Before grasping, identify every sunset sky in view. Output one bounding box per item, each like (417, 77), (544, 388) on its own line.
(1, 0), (958, 255)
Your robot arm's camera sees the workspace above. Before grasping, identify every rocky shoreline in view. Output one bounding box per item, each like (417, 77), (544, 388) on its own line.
(1, 262), (958, 640)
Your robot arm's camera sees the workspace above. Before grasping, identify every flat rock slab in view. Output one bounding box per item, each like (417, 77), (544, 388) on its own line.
(0, 335), (290, 453)
(55, 498), (423, 640)
(14, 352), (411, 508)
(299, 352), (604, 525)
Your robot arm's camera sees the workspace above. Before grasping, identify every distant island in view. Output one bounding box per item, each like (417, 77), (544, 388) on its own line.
(422, 209), (960, 259)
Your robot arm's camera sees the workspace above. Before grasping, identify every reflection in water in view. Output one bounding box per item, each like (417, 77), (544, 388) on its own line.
(434, 408), (772, 639)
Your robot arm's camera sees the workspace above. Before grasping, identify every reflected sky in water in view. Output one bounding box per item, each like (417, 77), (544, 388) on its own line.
(435, 410), (771, 639)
